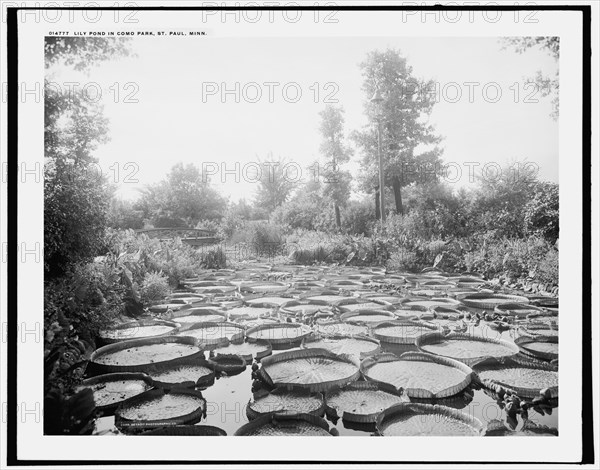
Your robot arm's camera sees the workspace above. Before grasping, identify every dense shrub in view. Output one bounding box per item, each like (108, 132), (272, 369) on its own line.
(44, 260), (126, 396)
(198, 245), (227, 269)
(341, 199), (376, 236)
(523, 182), (559, 241)
(139, 271), (170, 304)
(44, 162), (112, 276)
(230, 221), (284, 257)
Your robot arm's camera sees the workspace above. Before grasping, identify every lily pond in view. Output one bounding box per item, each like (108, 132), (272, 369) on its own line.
(88, 263), (558, 437)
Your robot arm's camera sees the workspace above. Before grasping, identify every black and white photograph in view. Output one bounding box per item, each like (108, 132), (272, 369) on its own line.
(1, 2), (597, 467)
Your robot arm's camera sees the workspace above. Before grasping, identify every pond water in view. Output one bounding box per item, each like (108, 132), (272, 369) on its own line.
(92, 265), (558, 437)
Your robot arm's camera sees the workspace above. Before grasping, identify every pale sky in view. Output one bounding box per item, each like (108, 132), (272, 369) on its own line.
(49, 36), (559, 203)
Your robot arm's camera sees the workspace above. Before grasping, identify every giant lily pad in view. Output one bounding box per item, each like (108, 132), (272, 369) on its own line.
(75, 372), (154, 414)
(227, 306), (274, 321)
(247, 389), (325, 420)
(303, 335), (380, 359)
(176, 322), (245, 346)
(375, 403), (484, 436)
(400, 297), (462, 310)
(246, 323), (312, 345)
(324, 381), (409, 423)
(169, 308), (227, 324)
(515, 336), (558, 361)
(371, 320), (440, 345)
(337, 298), (392, 313)
(213, 339), (272, 361)
(340, 310), (396, 324)
(494, 303), (545, 317)
(145, 358), (215, 389)
(361, 352), (472, 398)
(234, 412), (335, 436)
(98, 320), (180, 344)
(245, 296), (295, 307)
(474, 359), (558, 399)
(416, 332), (519, 366)
(314, 321), (368, 337)
(258, 348), (360, 392)
(89, 336), (203, 375)
(461, 293), (529, 309)
(115, 388), (206, 432)
(279, 300), (333, 317)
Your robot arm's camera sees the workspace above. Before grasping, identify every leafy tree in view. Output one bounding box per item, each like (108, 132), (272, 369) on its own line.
(135, 163), (227, 227)
(44, 37), (130, 276)
(106, 197), (145, 230)
(501, 36), (559, 119)
(253, 153), (297, 213)
(468, 162), (539, 238)
(523, 181), (559, 241)
(318, 105), (353, 228)
(352, 49), (443, 217)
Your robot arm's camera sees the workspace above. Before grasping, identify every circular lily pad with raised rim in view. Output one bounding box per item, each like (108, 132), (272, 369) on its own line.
(314, 321), (369, 337)
(207, 354), (247, 374)
(246, 389), (325, 420)
(400, 297), (462, 310)
(213, 339), (272, 361)
(371, 320), (440, 345)
(239, 282), (290, 294)
(416, 332), (519, 367)
(279, 299), (333, 317)
(301, 292), (356, 305)
(89, 336), (204, 375)
(115, 388), (206, 432)
(176, 321), (245, 346)
(494, 303), (545, 317)
(147, 300), (189, 313)
(324, 381), (409, 423)
(361, 352), (472, 398)
(340, 310), (396, 324)
(144, 358), (215, 389)
(515, 335), (558, 361)
(246, 323), (312, 345)
(375, 403), (484, 436)
(336, 298), (393, 313)
(461, 293), (529, 309)
(258, 348), (360, 393)
(473, 357), (558, 399)
(169, 308), (227, 324)
(227, 306), (274, 321)
(234, 412), (335, 436)
(74, 372), (154, 414)
(518, 323), (558, 338)
(303, 335), (380, 359)
(98, 320), (180, 344)
(245, 296), (296, 308)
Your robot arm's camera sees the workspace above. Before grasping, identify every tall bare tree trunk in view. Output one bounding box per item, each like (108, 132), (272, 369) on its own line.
(392, 176), (404, 215)
(334, 203), (341, 229)
(375, 187), (381, 219)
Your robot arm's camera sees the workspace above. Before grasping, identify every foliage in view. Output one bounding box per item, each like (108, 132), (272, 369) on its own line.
(252, 153), (298, 213)
(106, 198), (145, 230)
(523, 181), (559, 241)
(198, 245), (227, 269)
(318, 105), (353, 227)
(500, 36), (559, 119)
(271, 183), (336, 233)
(139, 271), (171, 304)
(230, 221), (284, 257)
(352, 48), (443, 215)
(45, 37), (132, 71)
(135, 163), (227, 227)
(341, 199), (376, 236)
